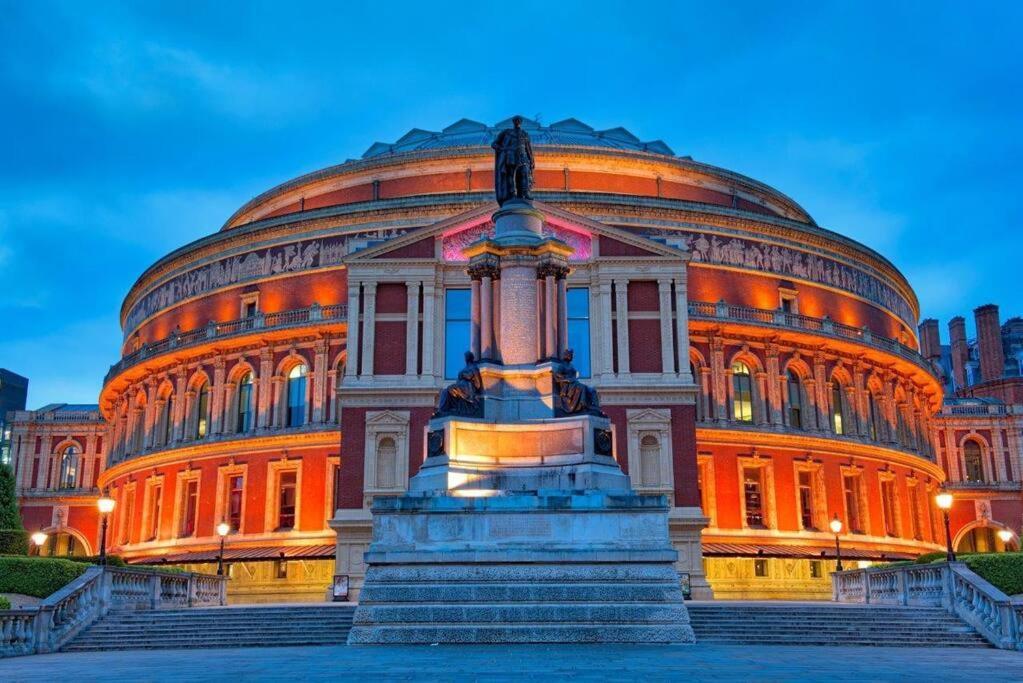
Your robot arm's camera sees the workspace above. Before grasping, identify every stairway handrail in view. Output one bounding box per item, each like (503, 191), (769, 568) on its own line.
(832, 561), (1022, 650)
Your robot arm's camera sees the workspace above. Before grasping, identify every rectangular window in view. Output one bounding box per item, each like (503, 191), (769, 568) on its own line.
(180, 479), (199, 537)
(843, 475), (862, 533)
(753, 559), (768, 577)
(119, 488), (135, 545)
(798, 470), (816, 530)
(277, 471), (297, 531)
(809, 560), (822, 578)
(566, 287), (591, 378)
(907, 484), (922, 540)
(743, 468), (765, 528)
(227, 475), (244, 532)
(880, 479), (897, 536)
(444, 289), (471, 379)
(147, 484), (162, 541)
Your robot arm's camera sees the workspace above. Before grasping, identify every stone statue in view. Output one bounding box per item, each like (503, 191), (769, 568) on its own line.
(492, 116), (535, 205)
(435, 351), (484, 417)
(552, 349), (602, 416)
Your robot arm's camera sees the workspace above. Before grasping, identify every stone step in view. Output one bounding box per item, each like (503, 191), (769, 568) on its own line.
(359, 582), (684, 603)
(352, 603), (689, 624)
(64, 637), (349, 652)
(347, 623), (692, 644)
(364, 564), (681, 583)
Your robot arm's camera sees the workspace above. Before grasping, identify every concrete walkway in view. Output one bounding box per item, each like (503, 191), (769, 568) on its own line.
(2, 643), (1021, 681)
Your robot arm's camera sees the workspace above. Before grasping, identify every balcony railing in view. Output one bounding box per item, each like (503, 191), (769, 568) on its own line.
(105, 303), (347, 386)
(941, 403), (1022, 417)
(688, 301), (931, 372)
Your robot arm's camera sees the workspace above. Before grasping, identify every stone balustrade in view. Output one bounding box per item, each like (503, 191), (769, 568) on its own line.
(105, 303), (348, 386)
(0, 566), (227, 658)
(833, 561), (1023, 650)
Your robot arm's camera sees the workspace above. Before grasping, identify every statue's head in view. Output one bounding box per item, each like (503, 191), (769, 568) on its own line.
(512, 115), (523, 128)
(563, 348), (574, 362)
(464, 350), (476, 363)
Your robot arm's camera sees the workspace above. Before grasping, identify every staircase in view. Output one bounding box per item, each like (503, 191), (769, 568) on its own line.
(687, 602), (991, 647)
(63, 604), (355, 652)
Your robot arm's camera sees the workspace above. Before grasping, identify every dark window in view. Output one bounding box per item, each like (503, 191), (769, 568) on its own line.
(798, 470), (816, 530)
(147, 484), (162, 541)
(787, 371), (803, 428)
(743, 468), (766, 527)
(227, 475), (244, 532)
(236, 373), (254, 433)
(162, 396), (175, 445)
(963, 441), (985, 482)
(754, 559), (768, 577)
(181, 479), (199, 537)
(809, 560), (822, 578)
(880, 479), (897, 536)
(907, 484), (922, 540)
(58, 446), (79, 489)
(843, 475), (862, 533)
(567, 288), (591, 377)
(195, 383), (210, 439)
(244, 301), (258, 318)
(277, 471), (297, 530)
(867, 393), (880, 441)
(286, 366), (307, 427)
(444, 288), (471, 379)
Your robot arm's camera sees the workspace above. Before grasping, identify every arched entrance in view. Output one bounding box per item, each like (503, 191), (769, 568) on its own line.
(34, 528), (92, 558)
(955, 523), (1019, 553)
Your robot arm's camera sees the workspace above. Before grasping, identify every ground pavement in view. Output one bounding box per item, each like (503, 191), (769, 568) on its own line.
(2, 643), (1022, 681)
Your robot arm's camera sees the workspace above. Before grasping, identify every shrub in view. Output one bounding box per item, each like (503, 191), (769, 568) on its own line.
(81, 554), (127, 567)
(961, 553), (1023, 596)
(0, 529), (28, 556)
(0, 556), (88, 598)
(0, 596), (11, 610)
(915, 551), (951, 564)
(0, 464), (28, 555)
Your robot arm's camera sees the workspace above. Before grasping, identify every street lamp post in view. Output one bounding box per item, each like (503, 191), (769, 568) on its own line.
(829, 514), (844, 571)
(97, 492), (116, 566)
(31, 529), (48, 556)
(935, 491), (955, 563)
(216, 521), (231, 576)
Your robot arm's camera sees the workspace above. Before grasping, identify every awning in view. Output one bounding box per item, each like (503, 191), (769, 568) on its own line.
(702, 542), (916, 561)
(131, 544), (336, 565)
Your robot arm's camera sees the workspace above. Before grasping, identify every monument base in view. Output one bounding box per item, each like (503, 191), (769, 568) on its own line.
(347, 493), (695, 644)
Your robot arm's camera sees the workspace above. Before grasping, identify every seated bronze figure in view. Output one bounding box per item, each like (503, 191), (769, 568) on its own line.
(552, 349), (603, 416)
(435, 351), (484, 418)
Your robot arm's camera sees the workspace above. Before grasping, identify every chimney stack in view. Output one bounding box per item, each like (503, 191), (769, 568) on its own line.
(918, 319), (941, 360)
(949, 316), (968, 389)
(974, 304), (1005, 383)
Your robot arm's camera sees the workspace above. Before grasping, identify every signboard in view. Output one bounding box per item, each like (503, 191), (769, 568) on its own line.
(332, 574), (350, 602)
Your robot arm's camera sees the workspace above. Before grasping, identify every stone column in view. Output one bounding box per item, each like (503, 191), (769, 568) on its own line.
(345, 283), (360, 378)
(221, 383), (236, 435)
(699, 367), (712, 421)
(173, 370), (187, 443)
(143, 379), (158, 450)
(312, 338), (329, 423)
(210, 356), (226, 435)
(257, 349), (274, 430)
(813, 354), (829, 432)
(361, 282), (377, 376)
(598, 280), (614, 378)
(492, 277), (502, 362)
(469, 277), (481, 359)
(765, 346), (782, 426)
(614, 279), (630, 374)
(422, 282), (436, 376)
(674, 277), (692, 382)
(544, 272), (556, 360)
(556, 276), (568, 357)
(658, 279), (675, 375)
(710, 338), (727, 423)
(481, 275), (494, 361)
(499, 257), (539, 365)
(755, 371), (769, 425)
(405, 281), (420, 377)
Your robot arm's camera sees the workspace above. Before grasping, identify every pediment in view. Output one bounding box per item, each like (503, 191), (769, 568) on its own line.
(345, 200), (688, 264)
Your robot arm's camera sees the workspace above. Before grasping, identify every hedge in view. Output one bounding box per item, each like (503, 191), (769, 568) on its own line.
(0, 529), (28, 556)
(0, 556), (88, 598)
(0, 596), (10, 610)
(961, 553), (1023, 596)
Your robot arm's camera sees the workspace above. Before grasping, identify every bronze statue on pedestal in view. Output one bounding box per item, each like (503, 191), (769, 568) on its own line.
(492, 116), (535, 206)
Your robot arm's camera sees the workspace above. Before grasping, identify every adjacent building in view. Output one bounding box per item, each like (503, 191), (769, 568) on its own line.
(0, 369), (29, 466)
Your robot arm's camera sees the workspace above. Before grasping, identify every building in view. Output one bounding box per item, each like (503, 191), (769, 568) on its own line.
(16, 117), (960, 602)
(922, 307), (1023, 553)
(0, 369), (29, 466)
(8, 404), (106, 556)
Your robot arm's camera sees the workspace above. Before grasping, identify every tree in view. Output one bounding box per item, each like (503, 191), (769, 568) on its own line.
(0, 463), (28, 555)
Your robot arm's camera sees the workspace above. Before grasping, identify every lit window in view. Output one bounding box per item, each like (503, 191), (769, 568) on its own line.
(147, 484), (162, 541)
(227, 475), (244, 532)
(58, 446), (79, 489)
(731, 362), (754, 423)
(787, 371), (803, 429)
(831, 382), (845, 435)
(286, 365), (307, 428)
(236, 373), (254, 433)
(195, 382), (210, 439)
(963, 441), (985, 482)
(567, 288), (591, 377)
(743, 467), (766, 527)
(444, 289), (471, 379)
(277, 471), (297, 531)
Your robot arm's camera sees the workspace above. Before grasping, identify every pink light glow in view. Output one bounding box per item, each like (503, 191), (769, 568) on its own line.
(441, 219), (592, 262)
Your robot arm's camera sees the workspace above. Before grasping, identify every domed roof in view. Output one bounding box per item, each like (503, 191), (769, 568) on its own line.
(362, 116), (677, 159)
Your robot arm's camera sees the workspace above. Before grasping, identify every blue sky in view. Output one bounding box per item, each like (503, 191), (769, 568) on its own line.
(1, 1), (1021, 407)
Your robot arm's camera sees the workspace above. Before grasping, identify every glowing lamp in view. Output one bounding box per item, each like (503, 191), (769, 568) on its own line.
(97, 495), (116, 514)
(31, 530), (48, 547)
(216, 522), (231, 537)
(997, 528), (1013, 544)
(935, 492), (954, 511)
(829, 515), (843, 535)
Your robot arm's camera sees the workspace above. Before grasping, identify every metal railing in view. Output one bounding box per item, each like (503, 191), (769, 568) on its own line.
(833, 561), (1023, 650)
(688, 301), (931, 372)
(105, 302), (347, 385)
(0, 565), (227, 658)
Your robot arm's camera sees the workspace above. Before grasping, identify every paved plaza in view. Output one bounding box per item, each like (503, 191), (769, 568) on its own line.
(2, 643), (1022, 681)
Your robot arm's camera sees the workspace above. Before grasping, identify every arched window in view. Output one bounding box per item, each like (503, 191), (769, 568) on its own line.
(867, 392), (881, 441)
(377, 437), (397, 488)
(640, 435), (660, 487)
(830, 382), (845, 435)
(731, 361), (753, 423)
(160, 394), (175, 446)
(58, 446), (79, 489)
(236, 372), (254, 433)
(963, 440), (985, 482)
(195, 381), (210, 439)
(786, 370), (803, 429)
(287, 365), (308, 428)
